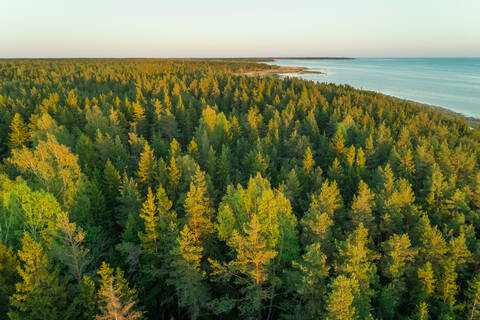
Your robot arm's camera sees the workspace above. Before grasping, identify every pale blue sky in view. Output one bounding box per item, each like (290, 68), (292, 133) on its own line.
(1, 0), (479, 58)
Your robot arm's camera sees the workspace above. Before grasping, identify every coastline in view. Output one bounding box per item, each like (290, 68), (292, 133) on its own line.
(235, 65), (326, 77)
(263, 61), (480, 126)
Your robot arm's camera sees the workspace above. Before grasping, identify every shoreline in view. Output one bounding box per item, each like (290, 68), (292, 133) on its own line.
(263, 61), (480, 126)
(236, 65), (326, 77)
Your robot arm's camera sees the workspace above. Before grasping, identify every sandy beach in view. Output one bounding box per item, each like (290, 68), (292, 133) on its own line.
(236, 65), (325, 77)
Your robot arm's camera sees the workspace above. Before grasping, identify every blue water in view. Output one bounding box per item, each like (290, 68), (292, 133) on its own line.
(267, 58), (480, 118)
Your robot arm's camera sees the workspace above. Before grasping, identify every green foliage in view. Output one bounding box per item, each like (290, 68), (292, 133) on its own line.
(0, 242), (18, 315)
(170, 225), (208, 320)
(326, 275), (358, 320)
(217, 173), (298, 264)
(184, 166), (214, 243)
(8, 232), (67, 320)
(8, 113), (30, 149)
(1, 59), (480, 319)
(96, 262), (143, 320)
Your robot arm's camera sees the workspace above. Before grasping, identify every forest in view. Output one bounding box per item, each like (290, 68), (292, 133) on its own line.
(1, 58), (480, 320)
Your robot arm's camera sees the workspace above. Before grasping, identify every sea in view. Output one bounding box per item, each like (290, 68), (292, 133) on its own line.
(267, 58), (480, 118)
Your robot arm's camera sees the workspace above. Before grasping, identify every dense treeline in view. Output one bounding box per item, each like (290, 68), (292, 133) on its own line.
(1, 58), (480, 319)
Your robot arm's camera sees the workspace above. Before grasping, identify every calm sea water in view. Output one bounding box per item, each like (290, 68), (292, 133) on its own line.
(268, 58), (480, 118)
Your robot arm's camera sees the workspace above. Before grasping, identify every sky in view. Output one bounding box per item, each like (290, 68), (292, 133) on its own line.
(1, 0), (479, 58)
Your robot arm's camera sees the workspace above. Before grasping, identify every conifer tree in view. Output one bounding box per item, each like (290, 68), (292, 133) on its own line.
(170, 225), (208, 320)
(351, 180), (376, 236)
(8, 113), (30, 149)
(294, 243), (329, 318)
(52, 212), (90, 283)
(326, 275), (358, 320)
(0, 242), (18, 315)
(418, 262), (436, 299)
(168, 156), (181, 193)
(9, 232), (67, 320)
(138, 185), (178, 318)
(301, 179), (342, 244)
(302, 146), (315, 175)
(137, 142), (158, 190)
(438, 259), (458, 313)
(211, 214), (277, 319)
(95, 262), (142, 320)
(337, 223), (379, 319)
(117, 174), (142, 241)
(331, 131), (346, 157)
(470, 172), (480, 209)
(467, 274), (480, 320)
(184, 166), (214, 243)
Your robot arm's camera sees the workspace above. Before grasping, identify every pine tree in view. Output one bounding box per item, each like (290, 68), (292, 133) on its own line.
(168, 155), (181, 192)
(211, 214), (277, 319)
(381, 233), (416, 285)
(397, 148), (416, 179)
(351, 180), (376, 236)
(346, 145), (356, 167)
(138, 187), (158, 253)
(301, 179), (342, 245)
(438, 259), (458, 313)
(415, 302), (429, 320)
(95, 262), (142, 320)
(294, 243), (329, 318)
(418, 214), (448, 266)
(302, 146), (315, 175)
(467, 274), (480, 320)
(137, 142), (158, 191)
(356, 147), (366, 169)
(9, 232), (67, 320)
(331, 131), (346, 157)
(184, 166), (214, 243)
(337, 223), (379, 319)
(326, 275), (358, 320)
(232, 214), (277, 287)
(380, 234), (416, 318)
(170, 225), (208, 320)
(418, 262), (436, 299)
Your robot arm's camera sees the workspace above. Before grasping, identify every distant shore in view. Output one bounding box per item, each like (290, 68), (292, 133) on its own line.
(236, 65), (326, 77)
(261, 60), (480, 126)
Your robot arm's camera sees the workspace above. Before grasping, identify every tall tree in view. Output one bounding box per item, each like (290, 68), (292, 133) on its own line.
(325, 275), (358, 320)
(137, 142), (158, 191)
(170, 225), (208, 320)
(211, 214), (277, 319)
(184, 166), (214, 243)
(336, 223), (379, 319)
(95, 262), (143, 320)
(9, 232), (67, 320)
(8, 113), (30, 149)
(10, 134), (82, 208)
